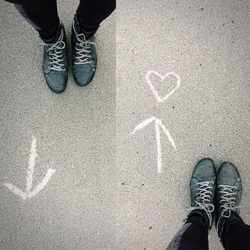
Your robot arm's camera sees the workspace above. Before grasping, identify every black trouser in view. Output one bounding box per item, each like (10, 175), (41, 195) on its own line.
(8, 0), (115, 40)
(166, 214), (250, 250)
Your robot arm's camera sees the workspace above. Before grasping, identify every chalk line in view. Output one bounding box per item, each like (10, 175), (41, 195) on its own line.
(132, 117), (177, 173)
(155, 119), (162, 173)
(4, 136), (56, 200)
(146, 71), (181, 103)
(26, 136), (37, 192)
(131, 116), (156, 135)
(4, 183), (27, 200)
(27, 168), (56, 199)
(158, 119), (177, 151)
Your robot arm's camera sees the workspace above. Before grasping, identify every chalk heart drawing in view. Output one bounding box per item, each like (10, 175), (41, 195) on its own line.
(131, 116), (177, 173)
(146, 71), (181, 103)
(4, 136), (55, 200)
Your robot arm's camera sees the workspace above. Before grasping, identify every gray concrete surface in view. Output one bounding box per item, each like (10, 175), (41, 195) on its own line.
(0, 0), (250, 250)
(0, 0), (115, 249)
(116, 0), (249, 250)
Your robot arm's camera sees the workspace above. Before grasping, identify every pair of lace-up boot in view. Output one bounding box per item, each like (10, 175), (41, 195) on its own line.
(188, 158), (243, 246)
(42, 15), (97, 93)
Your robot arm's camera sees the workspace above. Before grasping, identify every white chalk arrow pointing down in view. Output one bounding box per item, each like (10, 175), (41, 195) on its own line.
(131, 117), (177, 173)
(4, 136), (55, 200)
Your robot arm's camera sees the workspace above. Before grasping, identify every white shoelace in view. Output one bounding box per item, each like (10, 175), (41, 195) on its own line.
(189, 181), (215, 226)
(73, 24), (96, 65)
(41, 32), (66, 72)
(218, 184), (240, 218)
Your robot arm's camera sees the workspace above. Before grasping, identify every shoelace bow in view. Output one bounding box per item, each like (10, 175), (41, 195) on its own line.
(42, 40), (66, 71)
(219, 184), (240, 218)
(74, 28), (96, 65)
(189, 181), (215, 225)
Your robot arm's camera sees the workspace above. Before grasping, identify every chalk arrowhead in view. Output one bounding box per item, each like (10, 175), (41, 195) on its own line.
(3, 137), (56, 200)
(132, 117), (177, 173)
(27, 168), (56, 199)
(4, 183), (28, 200)
(4, 168), (55, 200)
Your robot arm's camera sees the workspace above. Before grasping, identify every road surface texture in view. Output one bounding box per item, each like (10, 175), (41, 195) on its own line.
(1, 0), (250, 250)
(116, 0), (249, 250)
(0, 0), (116, 249)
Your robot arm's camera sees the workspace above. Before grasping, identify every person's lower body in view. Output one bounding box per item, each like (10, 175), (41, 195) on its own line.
(72, 0), (115, 86)
(166, 212), (250, 250)
(215, 162), (250, 250)
(167, 158), (215, 250)
(76, 0), (116, 37)
(5, 0), (115, 92)
(220, 213), (250, 250)
(166, 212), (209, 250)
(166, 159), (250, 250)
(11, 0), (115, 41)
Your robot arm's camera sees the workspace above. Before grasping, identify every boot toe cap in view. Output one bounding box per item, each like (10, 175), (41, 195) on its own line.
(45, 71), (67, 93)
(73, 64), (96, 86)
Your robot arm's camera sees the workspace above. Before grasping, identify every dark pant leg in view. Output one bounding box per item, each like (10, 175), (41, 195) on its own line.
(14, 0), (60, 40)
(76, 0), (116, 31)
(166, 215), (209, 250)
(222, 218), (250, 250)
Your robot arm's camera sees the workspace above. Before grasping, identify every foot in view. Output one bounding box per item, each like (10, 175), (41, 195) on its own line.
(42, 23), (68, 93)
(188, 158), (216, 229)
(72, 15), (97, 86)
(216, 162), (243, 239)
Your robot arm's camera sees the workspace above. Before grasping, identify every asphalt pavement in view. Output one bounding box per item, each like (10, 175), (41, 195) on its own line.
(1, 0), (250, 250)
(116, 0), (249, 249)
(0, 1), (116, 249)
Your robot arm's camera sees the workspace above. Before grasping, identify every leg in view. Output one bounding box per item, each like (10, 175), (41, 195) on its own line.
(167, 158), (216, 250)
(6, 0), (68, 92)
(167, 213), (209, 250)
(77, 0), (116, 33)
(216, 162), (250, 250)
(221, 214), (250, 250)
(13, 0), (60, 40)
(71, 0), (115, 86)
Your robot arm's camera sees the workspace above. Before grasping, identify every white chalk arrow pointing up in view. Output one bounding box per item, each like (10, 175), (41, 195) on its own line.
(131, 117), (177, 173)
(4, 136), (55, 200)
